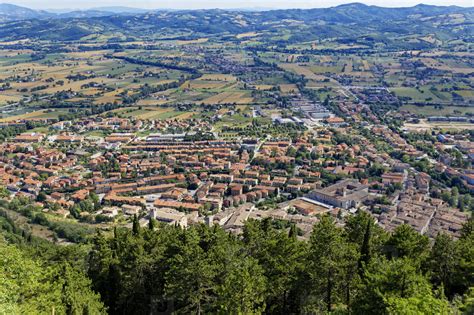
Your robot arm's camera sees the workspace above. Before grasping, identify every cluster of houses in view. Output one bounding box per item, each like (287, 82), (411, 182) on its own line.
(0, 113), (470, 239)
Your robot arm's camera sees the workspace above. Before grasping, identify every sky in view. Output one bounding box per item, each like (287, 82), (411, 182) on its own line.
(1, 0), (472, 10)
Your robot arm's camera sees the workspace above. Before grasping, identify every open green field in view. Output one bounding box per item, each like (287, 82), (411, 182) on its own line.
(0, 109), (69, 122)
(400, 105), (474, 116)
(109, 106), (195, 120)
(392, 87), (451, 103)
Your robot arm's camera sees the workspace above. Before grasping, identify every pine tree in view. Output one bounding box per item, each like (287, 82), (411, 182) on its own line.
(385, 224), (429, 261)
(305, 215), (358, 313)
(426, 233), (459, 297)
(217, 256), (267, 313)
(353, 256), (450, 314)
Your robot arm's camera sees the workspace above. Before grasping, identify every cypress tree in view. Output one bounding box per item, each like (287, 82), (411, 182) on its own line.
(132, 214), (140, 236)
(358, 219), (372, 276)
(289, 223), (298, 240)
(148, 217), (155, 231)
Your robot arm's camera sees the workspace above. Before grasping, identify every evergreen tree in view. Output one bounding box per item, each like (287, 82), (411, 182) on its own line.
(148, 217), (156, 230)
(358, 217), (372, 276)
(288, 222), (298, 240)
(132, 214), (140, 236)
(354, 256), (450, 314)
(217, 256), (267, 313)
(426, 233), (460, 297)
(385, 224), (429, 261)
(164, 228), (217, 314)
(304, 215), (359, 313)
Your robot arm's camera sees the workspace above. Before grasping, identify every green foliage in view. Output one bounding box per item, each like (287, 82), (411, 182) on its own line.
(304, 215), (359, 312)
(6, 196), (95, 243)
(217, 256), (266, 313)
(0, 240), (105, 314)
(426, 233), (461, 297)
(354, 256), (450, 314)
(1, 198), (473, 314)
(385, 224), (430, 260)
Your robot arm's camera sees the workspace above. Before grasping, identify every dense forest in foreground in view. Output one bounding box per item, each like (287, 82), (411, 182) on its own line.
(1, 197), (473, 314)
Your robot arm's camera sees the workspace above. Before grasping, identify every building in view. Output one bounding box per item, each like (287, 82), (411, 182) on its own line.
(151, 207), (188, 228)
(306, 179), (368, 209)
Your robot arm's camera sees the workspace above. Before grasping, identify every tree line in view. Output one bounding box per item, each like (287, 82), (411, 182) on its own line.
(84, 213), (474, 314)
(1, 203), (473, 314)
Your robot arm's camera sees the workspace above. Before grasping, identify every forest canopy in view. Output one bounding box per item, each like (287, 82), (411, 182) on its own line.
(1, 209), (473, 314)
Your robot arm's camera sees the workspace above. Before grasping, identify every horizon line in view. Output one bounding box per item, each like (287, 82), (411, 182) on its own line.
(1, 2), (472, 12)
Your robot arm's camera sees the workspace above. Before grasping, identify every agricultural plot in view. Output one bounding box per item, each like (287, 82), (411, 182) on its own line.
(279, 84), (298, 94)
(404, 120), (474, 132)
(202, 91), (253, 105)
(183, 80), (231, 90)
(236, 32), (260, 39)
(279, 63), (328, 81)
(391, 87), (452, 103)
(199, 74), (237, 82)
(253, 85), (274, 91)
(400, 105), (474, 117)
(0, 109), (69, 122)
(110, 106), (195, 120)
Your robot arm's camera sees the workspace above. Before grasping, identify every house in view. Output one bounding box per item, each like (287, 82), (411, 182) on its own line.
(122, 204), (141, 216)
(14, 133), (44, 143)
(151, 207), (188, 228)
(102, 206), (119, 217)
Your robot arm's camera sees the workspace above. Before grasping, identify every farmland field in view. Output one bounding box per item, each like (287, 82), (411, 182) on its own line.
(400, 105), (474, 116)
(202, 91), (253, 105)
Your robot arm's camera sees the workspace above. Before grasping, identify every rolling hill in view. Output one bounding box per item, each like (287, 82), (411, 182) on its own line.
(0, 3), (472, 45)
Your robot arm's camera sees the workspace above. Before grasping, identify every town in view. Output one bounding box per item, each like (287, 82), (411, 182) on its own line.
(0, 2), (473, 314)
(0, 106), (470, 242)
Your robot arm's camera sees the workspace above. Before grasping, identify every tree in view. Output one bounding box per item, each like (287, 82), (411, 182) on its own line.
(345, 212), (388, 273)
(455, 287), (474, 315)
(461, 216), (474, 239)
(132, 214), (140, 236)
(353, 256), (450, 314)
(0, 241), (105, 314)
(358, 217), (372, 276)
(243, 219), (306, 313)
(0, 186), (10, 198)
(164, 228), (217, 314)
(87, 231), (114, 307)
(385, 224), (429, 261)
(217, 256), (266, 313)
(36, 191), (47, 202)
(456, 221), (474, 297)
(288, 222), (298, 240)
(148, 217), (157, 230)
(59, 263), (106, 314)
(304, 215), (359, 312)
(426, 233), (460, 297)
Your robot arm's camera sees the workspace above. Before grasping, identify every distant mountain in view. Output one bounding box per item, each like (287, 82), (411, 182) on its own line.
(0, 3), (151, 21)
(91, 6), (152, 14)
(0, 3), (472, 43)
(0, 3), (52, 21)
(51, 6), (153, 18)
(55, 10), (126, 19)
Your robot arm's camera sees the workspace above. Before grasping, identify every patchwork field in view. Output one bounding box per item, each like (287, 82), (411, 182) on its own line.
(0, 109), (69, 122)
(400, 105), (474, 116)
(279, 63), (328, 81)
(404, 120), (474, 131)
(110, 106), (195, 120)
(202, 91), (253, 105)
